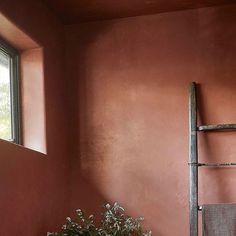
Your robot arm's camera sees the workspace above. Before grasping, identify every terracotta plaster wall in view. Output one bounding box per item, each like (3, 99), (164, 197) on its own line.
(66, 4), (236, 235)
(0, 1), (71, 235)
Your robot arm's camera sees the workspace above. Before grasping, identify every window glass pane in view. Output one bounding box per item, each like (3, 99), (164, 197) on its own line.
(0, 50), (12, 141)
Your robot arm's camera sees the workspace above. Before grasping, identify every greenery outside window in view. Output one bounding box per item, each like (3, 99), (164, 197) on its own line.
(0, 39), (21, 144)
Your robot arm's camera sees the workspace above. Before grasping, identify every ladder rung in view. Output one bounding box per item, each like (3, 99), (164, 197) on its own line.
(198, 124), (236, 131)
(198, 163), (236, 167)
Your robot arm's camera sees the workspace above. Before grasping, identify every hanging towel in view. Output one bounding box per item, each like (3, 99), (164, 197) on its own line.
(202, 204), (236, 236)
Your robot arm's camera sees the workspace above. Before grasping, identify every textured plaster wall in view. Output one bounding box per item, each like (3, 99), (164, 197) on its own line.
(66, 5), (236, 235)
(0, 0), (70, 235)
(0, 2), (236, 235)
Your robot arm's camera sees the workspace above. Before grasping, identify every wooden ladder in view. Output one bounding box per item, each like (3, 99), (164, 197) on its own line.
(188, 82), (236, 236)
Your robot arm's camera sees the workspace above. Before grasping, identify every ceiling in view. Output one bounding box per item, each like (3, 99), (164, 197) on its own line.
(42, 0), (235, 24)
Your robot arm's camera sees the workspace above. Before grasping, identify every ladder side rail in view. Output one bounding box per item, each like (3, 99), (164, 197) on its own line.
(189, 82), (198, 236)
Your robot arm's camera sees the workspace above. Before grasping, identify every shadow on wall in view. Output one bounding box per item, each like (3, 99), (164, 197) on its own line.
(66, 21), (115, 215)
(65, 21), (162, 234)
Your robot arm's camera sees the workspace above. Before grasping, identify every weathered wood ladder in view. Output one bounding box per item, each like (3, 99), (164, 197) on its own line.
(189, 82), (236, 236)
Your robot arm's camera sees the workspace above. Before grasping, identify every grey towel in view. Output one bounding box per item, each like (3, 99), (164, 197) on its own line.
(202, 204), (236, 236)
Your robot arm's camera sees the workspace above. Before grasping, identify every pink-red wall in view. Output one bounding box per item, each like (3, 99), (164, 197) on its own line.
(0, 2), (236, 235)
(66, 4), (236, 235)
(0, 1), (70, 235)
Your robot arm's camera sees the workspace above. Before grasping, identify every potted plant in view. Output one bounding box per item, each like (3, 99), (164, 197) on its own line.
(48, 202), (152, 236)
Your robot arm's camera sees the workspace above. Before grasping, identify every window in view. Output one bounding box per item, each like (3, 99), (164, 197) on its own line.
(0, 39), (21, 144)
